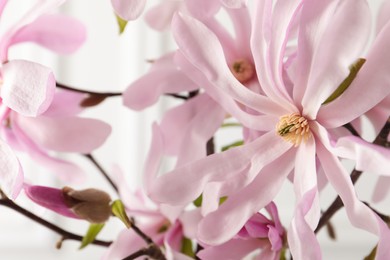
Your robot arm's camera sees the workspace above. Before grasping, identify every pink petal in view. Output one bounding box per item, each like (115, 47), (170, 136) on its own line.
(163, 94), (226, 166)
(14, 115), (111, 153)
(198, 239), (265, 260)
(149, 131), (292, 207)
(123, 52), (197, 111)
(251, 0), (300, 107)
(185, 0), (221, 20)
(10, 14), (86, 55)
(143, 123), (164, 193)
(0, 0), (66, 60)
(24, 185), (78, 218)
(179, 209), (203, 239)
(372, 176), (390, 203)
(364, 96), (390, 135)
(1, 60), (55, 116)
(175, 52), (281, 132)
(172, 13), (289, 115)
(221, 0), (247, 9)
(317, 142), (390, 259)
(111, 0), (146, 21)
(287, 188), (321, 260)
(377, 0), (390, 34)
(11, 114), (86, 183)
(334, 136), (390, 176)
(43, 90), (86, 117)
(144, 1), (183, 31)
(301, 0), (371, 118)
(317, 21), (390, 128)
(0, 0), (7, 17)
(197, 149), (295, 245)
(0, 140), (23, 199)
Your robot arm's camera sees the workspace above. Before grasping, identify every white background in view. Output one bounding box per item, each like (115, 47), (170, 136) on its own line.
(0, 0), (388, 259)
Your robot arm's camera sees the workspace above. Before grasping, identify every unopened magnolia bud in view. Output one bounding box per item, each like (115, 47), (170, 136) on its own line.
(62, 187), (112, 223)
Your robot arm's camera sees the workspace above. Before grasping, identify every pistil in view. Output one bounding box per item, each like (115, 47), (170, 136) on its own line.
(276, 113), (311, 146)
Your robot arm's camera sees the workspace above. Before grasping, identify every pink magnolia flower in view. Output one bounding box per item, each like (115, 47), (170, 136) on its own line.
(198, 202), (285, 260)
(149, 0), (390, 258)
(101, 166), (198, 260)
(112, 0), (247, 22)
(0, 0), (87, 198)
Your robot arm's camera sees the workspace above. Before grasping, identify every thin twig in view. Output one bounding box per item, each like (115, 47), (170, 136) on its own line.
(57, 82), (122, 97)
(0, 196), (112, 248)
(316, 117), (390, 233)
(84, 154), (119, 193)
(342, 123), (360, 137)
(165, 93), (189, 100)
(122, 244), (166, 260)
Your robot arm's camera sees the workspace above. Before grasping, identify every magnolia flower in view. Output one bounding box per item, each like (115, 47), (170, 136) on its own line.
(112, 0), (247, 22)
(198, 202), (285, 260)
(101, 166), (198, 260)
(149, 0), (390, 258)
(0, 0), (86, 198)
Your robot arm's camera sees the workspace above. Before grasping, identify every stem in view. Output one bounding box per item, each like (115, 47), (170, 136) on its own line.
(165, 93), (189, 100)
(130, 223), (153, 245)
(0, 196), (112, 248)
(84, 154), (119, 193)
(57, 82), (122, 97)
(122, 245), (166, 260)
(316, 117), (390, 233)
(206, 137), (215, 156)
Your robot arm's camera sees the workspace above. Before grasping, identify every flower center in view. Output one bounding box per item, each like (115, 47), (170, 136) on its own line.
(230, 59), (254, 83)
(276, 113), (311, 146)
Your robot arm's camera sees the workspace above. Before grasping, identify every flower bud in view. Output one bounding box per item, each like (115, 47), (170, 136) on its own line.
(62, 186), (112, 223)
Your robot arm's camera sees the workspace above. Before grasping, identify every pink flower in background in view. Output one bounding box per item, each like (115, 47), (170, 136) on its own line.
(198, 202), (285, 260)
(0, 0), (87, 198)
(149, 0), (390, 258)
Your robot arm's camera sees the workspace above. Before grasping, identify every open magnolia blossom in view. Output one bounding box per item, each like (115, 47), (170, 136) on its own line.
(0, 0), (388, 259)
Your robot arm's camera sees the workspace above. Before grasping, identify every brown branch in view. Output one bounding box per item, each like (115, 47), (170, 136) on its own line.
(56, 82), (122, 97)
(122, 244), (166, 260)
(84, 154), (119, 193)
(316, 117), (390, 233)
(0, 196), (112, 248)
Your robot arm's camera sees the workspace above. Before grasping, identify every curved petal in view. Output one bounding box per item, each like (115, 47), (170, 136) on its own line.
(317, 21), (390, 128)
(43, 90), (86, 117)
(111, 0), (146, 21)
(144, 1), (183, 31)
(0, 140), (22, 199)
(372, 176), (390, 203)
(24, 185), (79, 218)
(9, 14), (86, 55)
(11, 115), (86, 183)
(123, 53), (197, 111)
(1, 60), (55, 116)
(14, 116), (111, 153)
(334, 136), (390, 176)
(301, 0), (371, 118)
(377, 0), (390, 34)
(185, 0), (221, 20)
(287, 188), (321, 260)
(172, 13), (287, 116)
(175, 52), (282, 132)
(317, 143), (390, 259)
(149, 131), (292, 206)
(198, 239), (264, 260)
(221, 0), (247, 9)
(197, 149), (295, 245)
(251, 0), (301, 107)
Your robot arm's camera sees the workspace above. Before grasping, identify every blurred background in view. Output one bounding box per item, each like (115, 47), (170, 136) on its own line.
(0, 0), (388, 259)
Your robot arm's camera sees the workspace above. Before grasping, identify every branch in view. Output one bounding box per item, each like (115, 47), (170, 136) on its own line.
(122, 244), (166, 260)
(0, 196), (112, 248)
(316, 117), (390, 233)
(84, 154), (119, 193)
(57, 82), (122, 97)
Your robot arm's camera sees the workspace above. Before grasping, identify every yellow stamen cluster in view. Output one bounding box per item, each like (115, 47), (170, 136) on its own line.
(276, 113), (311, 146)
(230, 59), (254, 83)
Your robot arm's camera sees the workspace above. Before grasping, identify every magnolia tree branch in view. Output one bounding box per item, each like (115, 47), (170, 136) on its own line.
(84, 154), (119, 193)
(0, 193), (112, 248)
(56, 82), (122, 97)
(316, 117), (390, 233)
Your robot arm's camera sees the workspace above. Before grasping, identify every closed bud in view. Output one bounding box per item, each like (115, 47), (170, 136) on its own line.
(62, 187), (112, 223)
